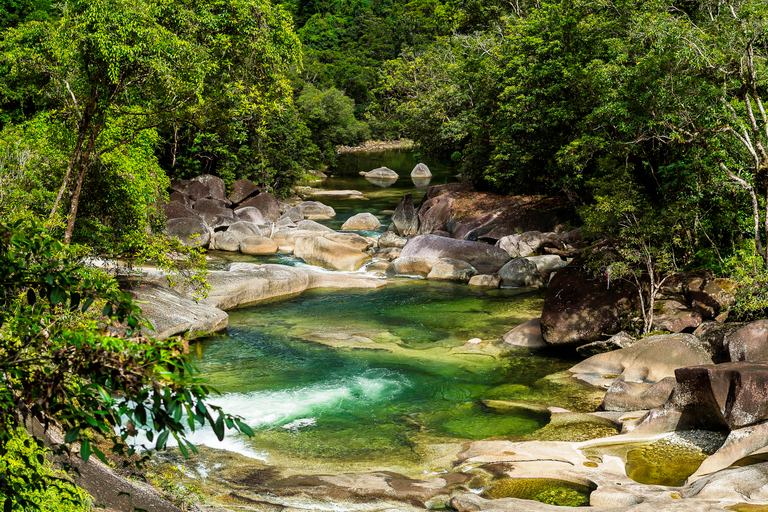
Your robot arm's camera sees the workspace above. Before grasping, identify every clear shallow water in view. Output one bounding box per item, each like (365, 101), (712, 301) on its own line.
(190, 281), (577, 467)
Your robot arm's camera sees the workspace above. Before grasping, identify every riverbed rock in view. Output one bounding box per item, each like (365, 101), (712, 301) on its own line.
(498, 258), (545, 288)
(411, 163), (432, 177)
(426, 258), (478, 282)
(502, 318), (546, 348)
(193, 197), (234, 220)
(576, 331), (637, 358)
(191, 174), (227, 202)
(228, 178), (261, 205)
(128, 279), (227, 339)
(341, 212), (381, 231)
(234, 206), (268, 226)
(468, 274), (500, 288)
(497, 231), (553, 258)
(185, 180), (211, 201)
(210, 231), (241, 252)
(240, 236), (279, 256)
(685, 462), (768, 501)
(164, 201), (199, 220)
(417, 189), (456, 235)
(693, 321), (741, 363)
(378, 231), (407, 248)
(399, 234), (510, 274)
(652, 299), (704, 333)
(165, 217), (210, 248)
(290, 201), (336, 221)
(392, 193), (419, 236)
(540, 260), (636, 346)
(200, 264), (385, 310)
(375, 247), (402, 261)
(227, 221), (262, 238)
(724, 320), (768, 362)
(324, 232), (370, 252)
(295, 237), (371, 271)
(237, 193), (281, 222)
(602, 377), (677, 412)
(527, 254), (568, 277)
(364, 166), (398, 179)
(386, 256), (439, 277)
(569, 333), (712, 390)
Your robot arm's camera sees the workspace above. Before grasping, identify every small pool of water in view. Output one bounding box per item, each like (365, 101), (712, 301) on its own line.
(189, 280), (579, 469)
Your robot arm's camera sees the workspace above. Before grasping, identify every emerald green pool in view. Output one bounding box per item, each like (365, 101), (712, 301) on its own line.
(188, 280), (579, 468)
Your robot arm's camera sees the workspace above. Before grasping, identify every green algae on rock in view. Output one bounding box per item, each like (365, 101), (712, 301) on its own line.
(484, 477), (593, 507)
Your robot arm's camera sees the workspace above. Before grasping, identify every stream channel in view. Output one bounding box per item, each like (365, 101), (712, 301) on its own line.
(161, 150), (599, 508)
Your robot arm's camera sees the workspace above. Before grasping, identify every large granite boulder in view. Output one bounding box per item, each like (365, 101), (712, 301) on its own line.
(191, 174), (227, 202)
(647, 362), (768, 432)
(324, 232), (370, 252)
(527, 254), (568, 277)
(227, 221), (262, 238)
(378, 231), (407, 248)
(192, 197), (234, 219)
(411, 163), (432, 177)
(576, 331), (637, 358)
(392, 193), (419, 236)
(290, 201), (336, 221)
(185, 180), (210, 201)
(399, 234), (510, 274)
(228, 178), (261, 205)
(417, 190), (455, 235)
(296, 219), (334, 232)
(540, 260), (636, 346)
(426, 258), (477, 282)
(724, 320), (768, 362)
(240, 236), (279, 255)
(294, 237), (371, 271)
(341, 212), (381, 231)
(693, 321), (741, 363)
(237, 193), (281, 222)
(364, 166), (398, 179)
(468, 274), (500, 288)
(386, 256), (440, 277)
(498, 258), (545, 288)
(210, 231), (240, 252)
(235, 206), (268, 225)
(165, 217), (210, 248)
(502, 318), (546, 348)
(164, 201), (199, 220)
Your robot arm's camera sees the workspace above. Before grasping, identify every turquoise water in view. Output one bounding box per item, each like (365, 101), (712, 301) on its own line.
(190, 281), (576, 467)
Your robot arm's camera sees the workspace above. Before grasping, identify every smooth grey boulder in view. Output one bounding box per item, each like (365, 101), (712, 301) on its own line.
(240, 236), (278, 255)
(386, 256), (439, 277)
(399, 234), (510, 274)
(364, 166), (398, 179)
(228, 178), (261, 205)
(235, 206), (268, 225)
(210, 231), (241, 252)
(206, 214), (236, 232)
(468, 274), (500, 288)
(168, 191), (193, 207)
(185, 180), (210, 201)
(295, 201), (336, 220)
(325, 232), (370, 252)
(411, 163), (432, 177)
(498, 258), (545, 288)
(527, 254), (568, 276)
(237, 193), (281, 222)
(193, 198), (234, 220)
(191, 174), (227, 202)
(724, 319), (768, 362)
(227, 221), (262, 238)
(502, 318), (546, 348)
(378, 231), (407, 248)
(164, 201), (199, 220)
(165, 217), (210, 248)
(426, 258), (477, 282)
(392, 193), (419, 236)
(294, 237), (371, 271)
(297, 219), (334, 232)
(341, 212), (381, 231)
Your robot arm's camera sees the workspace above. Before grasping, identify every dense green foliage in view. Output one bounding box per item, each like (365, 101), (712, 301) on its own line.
(0, 218), (253, 510)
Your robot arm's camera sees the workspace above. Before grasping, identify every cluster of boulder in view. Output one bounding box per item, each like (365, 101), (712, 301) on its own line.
(359, 163), (433, 187)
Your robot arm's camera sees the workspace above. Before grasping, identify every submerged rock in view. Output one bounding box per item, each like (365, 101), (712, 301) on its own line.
(295, 236), (372, 271)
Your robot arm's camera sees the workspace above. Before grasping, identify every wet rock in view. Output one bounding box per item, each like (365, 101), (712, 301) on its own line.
(378, 231), (407, 248)
(502, 318), (545, 348)
(569, 333), (712, 389)
(411, 163), (432, 177)
(602, 377), (677, 412)
(724, 320), (768, 362)
(498, 258), (545, 288)
(426, 258), (478, 282)
(297, 188), (365, 200)
(240, 236), (279, 256)
(386, 256), (439, 277)
(324, 232), (370, 252)
(228, 178), (261, 205)
(540, 260), (636, 346)
(341, 212), (381, 231)
(210, 231), (241, 252)
(576, 331), (637, 358)
(127, 279), (227, 339)
(392, 193), (420, 236)
(237, 193), (281, 222)
(295, 237), (371, 271)
(165, 217), (210, 248)
(366, 260), (392, 273)
(468, 274), (500, 288)
(399, 234), (510, 274)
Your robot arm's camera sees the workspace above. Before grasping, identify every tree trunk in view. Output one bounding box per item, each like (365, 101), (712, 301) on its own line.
(63, 122), (101, 244)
